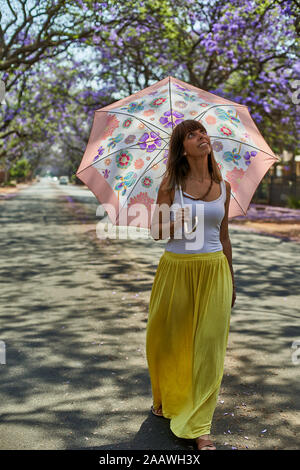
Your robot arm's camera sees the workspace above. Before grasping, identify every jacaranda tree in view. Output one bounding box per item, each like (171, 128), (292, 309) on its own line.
(0, 0), (299, 179)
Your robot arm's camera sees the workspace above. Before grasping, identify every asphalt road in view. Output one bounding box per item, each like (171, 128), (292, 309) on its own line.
(0, 178), (299, 450)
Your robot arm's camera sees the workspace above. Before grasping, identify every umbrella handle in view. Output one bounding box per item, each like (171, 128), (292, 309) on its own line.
(179, 183), (199, 234)
(184, 216), (199, 234)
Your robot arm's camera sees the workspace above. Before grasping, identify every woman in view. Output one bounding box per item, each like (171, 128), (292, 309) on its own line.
(147, 120), (236, 451)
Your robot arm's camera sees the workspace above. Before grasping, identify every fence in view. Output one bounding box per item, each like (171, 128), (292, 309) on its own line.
(252, 175), (299, 206)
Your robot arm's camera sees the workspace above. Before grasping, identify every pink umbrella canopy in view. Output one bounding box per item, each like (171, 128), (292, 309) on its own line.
(76, 76), (279, 229)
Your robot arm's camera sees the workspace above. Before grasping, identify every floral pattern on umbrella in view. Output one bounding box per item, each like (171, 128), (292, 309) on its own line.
(76, 76), (279, 228)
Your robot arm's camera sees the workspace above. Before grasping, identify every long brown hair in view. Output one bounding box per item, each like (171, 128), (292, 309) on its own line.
(163, 120), (223, 191)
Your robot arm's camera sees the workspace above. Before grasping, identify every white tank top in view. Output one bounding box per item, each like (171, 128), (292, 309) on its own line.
(165, 179), (226, 254)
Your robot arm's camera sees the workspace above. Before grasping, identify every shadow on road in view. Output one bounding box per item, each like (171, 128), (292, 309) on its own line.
(0, 181), (299, 449)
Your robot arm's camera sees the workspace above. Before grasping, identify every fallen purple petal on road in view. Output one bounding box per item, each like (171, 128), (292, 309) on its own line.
(232, 203), (300, 222)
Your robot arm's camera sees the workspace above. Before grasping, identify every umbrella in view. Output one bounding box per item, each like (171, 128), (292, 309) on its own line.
(76, 76), (279, 231)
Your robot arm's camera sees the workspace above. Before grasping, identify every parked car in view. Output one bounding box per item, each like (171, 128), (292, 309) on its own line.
(59, 176), (69, 185)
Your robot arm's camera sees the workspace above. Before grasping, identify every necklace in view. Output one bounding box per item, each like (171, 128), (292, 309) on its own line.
(185, 174), (213, 200)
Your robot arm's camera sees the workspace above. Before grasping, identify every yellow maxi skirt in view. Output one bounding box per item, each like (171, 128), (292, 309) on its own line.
(146, 249), (233, 439)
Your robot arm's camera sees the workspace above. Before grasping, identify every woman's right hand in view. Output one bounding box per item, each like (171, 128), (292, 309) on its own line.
(174, 207), (192, 230)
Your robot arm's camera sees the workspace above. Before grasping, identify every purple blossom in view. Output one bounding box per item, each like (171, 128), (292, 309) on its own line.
(293, 61), (300, 75)
(263, 102), (271, 113)
(109, 31), (118, 41)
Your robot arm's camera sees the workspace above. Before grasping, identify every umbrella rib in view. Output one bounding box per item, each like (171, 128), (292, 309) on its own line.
(208, 135), (280, 160)
(76, 136), (171, 175)
(115, 140), (248, 219)
(116, 141), (170, 219)
(194, 103), (279, 159)
(129, 140), (169, 186)
(95, 109), (171, 137)
(136, 142), (169, 181)
(229, 190), (247, 216)
(168, 76), (174, 129)
(194, 103), (248, 122)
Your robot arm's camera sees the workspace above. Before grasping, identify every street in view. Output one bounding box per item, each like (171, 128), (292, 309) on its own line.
(0, 178), (299, 450)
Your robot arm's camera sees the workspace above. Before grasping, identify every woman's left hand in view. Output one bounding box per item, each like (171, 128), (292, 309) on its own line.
(231, 286), (236, 308)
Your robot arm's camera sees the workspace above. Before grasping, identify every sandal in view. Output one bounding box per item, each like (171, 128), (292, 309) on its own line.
(151, 405), (164, 417)
(195, 437), (216, 450)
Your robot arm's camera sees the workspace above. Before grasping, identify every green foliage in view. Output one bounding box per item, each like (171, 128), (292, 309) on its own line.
(286, 195), (300, 209)
(9, 158), (31, 183)
(1, 0), (298, 173)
